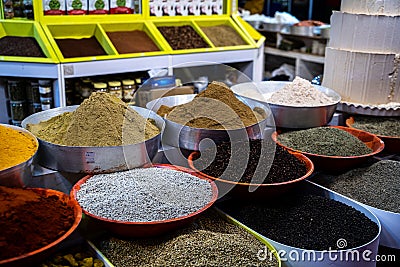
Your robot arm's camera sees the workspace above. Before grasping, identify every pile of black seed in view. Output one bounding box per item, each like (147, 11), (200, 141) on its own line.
(193, 139), (308, 184)
(319, 160), (400, 213)
(157, 25), (209, 50)
(218, 194), (379, 251)
(0, 36), (45, 57)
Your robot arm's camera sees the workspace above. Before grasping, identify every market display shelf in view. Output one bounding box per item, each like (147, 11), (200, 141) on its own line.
(264, 47), (325, 64)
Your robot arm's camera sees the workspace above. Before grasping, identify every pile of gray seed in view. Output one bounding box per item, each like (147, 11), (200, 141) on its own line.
(322, 160), (400, 213)
(99, 210), (279, 267)
(75, 168), (213, 222)
(277, 127), (373, 156)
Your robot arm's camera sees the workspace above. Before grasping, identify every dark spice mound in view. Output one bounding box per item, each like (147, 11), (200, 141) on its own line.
(0, 187), (75, 260)
(56, 37), (106, 58)
(194, 139), (308, 184)
(218, 195), (379, 251)
(157, 25), (209, 50)
(319, 160), (400, 213)
(0, 36), (45, 57)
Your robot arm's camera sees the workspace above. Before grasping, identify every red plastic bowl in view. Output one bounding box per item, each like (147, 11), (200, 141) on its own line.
(346, 117), (399, 154)
(188, 150), (314, 200)
(70, 164), (218, 238)
(0, 188), (82, 267)
(271, 126), (385, 173)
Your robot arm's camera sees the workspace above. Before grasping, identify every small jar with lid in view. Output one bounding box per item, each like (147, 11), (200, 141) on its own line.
(108, 80), (122, 99)
(122, 79), (136, 102)
(92, 82), (108, 93)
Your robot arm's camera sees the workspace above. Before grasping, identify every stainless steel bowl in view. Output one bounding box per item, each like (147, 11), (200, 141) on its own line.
(146, 94), (273, 150)
(260, 22), (290, 32)
(21, 106), (164, 174)
(231, 81), (341, 129)
(0, 124), (38, 187)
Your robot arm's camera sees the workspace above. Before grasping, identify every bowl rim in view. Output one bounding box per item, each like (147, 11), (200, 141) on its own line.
(187, 149), (314, 187)
(346, 116), (400, 140)
(70, 164), (219, 225)
(21, 105), (165, 149)
(0, 123), (39, 173)
(231, 81), (341, 108)
(271, 125), (385, 159)
(0, 187), (82, 265)
(146, 93), (272, 132)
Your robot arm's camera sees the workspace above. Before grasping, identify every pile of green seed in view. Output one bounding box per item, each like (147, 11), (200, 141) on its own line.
(99, 210), (279, 267)
(351, 116), (400, 137)
(277, 127), (373, 156)
(320, 160), (400, 213)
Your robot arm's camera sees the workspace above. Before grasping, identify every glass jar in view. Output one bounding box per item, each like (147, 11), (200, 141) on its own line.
(28, 102), (42, 115)
(7, 79), (25, 101)
(93, 82), (108, 93)
(23, 0), (33, 19)
(108, 80), (122, 99)
(10, 101), (27, 121)
(122, 79), (136, 102)
(30, 81), (40, 103)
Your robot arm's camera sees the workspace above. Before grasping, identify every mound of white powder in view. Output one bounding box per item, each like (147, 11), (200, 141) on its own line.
(268, 77), (336, 106)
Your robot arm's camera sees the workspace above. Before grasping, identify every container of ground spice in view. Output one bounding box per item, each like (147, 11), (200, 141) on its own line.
(217, 181), (381, 267)
(146, 81), (272, 150)
(231, 78), (341, 128)
(71, 164), (218, 238)
(95, 208), (280, 266)
(188, 139), (314, 199)
(0, 21), (58, 63)
(311, 160), (400, 249)
(0, 186), (82, 267)
(346, 116), (400, 154)
(155, 23), (212, 52)
(272, 126), (384, 172)
(197, 19), (251, 48)
(0, 124), (38, 187)
(22, 92), (164, 173)
(43, 24), (115, 62)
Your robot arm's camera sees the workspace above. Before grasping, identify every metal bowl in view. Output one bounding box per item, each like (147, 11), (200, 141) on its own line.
(188, 150), (314, 200)
(0, 124), (38, 187)
(21, 105), (164, 174)
(0, 188), (82, 267)
(146, 94), (273, 151)
(272, 126), (385, 173)
(70, 164), (218, 238)
(231, 81), (341, 129)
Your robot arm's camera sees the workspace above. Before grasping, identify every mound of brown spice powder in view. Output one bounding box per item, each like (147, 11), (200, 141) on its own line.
(161, 81), (266, 130)
(28, 92), (160, 146)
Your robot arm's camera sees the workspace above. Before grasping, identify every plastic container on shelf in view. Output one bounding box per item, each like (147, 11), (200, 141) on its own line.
(93, 82), (108, 93)
(108, 80), (123, 99)
(122, 79), (136, 102)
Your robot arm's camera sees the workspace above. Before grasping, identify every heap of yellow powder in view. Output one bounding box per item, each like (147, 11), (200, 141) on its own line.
(0, 125), (38, 171)
(27, 92), (160, 146)
(161, 81), (266, 130)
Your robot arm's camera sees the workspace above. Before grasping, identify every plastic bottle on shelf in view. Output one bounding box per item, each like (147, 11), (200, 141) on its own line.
(92, 82), (108, 93)
(38, 79), (53, 111)
(23, 0), (34, 19)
